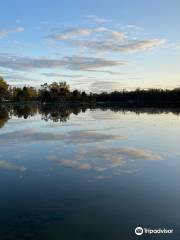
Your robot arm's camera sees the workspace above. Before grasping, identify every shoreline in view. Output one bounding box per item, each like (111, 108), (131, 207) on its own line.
(1, 100), (180, 108)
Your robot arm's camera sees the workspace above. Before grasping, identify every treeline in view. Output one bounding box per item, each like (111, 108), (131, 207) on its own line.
(38, 82), (95, 102)
(0, 77), (95, 102)
(96, 88), (180, 103)
(1, 76), (180, 105)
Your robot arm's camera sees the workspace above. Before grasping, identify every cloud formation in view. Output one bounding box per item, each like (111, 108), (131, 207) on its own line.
(64, 56), (126, 70)
(43, 73), (83, 78)
(89, 80), (124, 92)
(51, 146), (163, 172)
(73, 38), (165, 53)
(0, 129), (125, 145)
(2, 72), (40, 84)
(50, 27), (125, 42)
(86, 15), (110, 24)
(49, 25), (164, 54)
(0, 54), (126, 71)
(0, 129), (64, 144)
(0, 160), (26, 171)
(0, 27), (24, 38)
(66, 130), (125, 144)
(50, 28), (93, 40)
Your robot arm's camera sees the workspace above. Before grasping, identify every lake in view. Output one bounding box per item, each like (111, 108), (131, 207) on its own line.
(0, 104), (180, 240)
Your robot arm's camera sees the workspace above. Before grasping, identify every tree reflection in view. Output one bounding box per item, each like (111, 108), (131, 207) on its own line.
(12, 104), (38, 119)
(95, 105), (180, 115)
(0, 106), (9, 128)
(0, 103), (180, 129)
(39, 104), (87, 122)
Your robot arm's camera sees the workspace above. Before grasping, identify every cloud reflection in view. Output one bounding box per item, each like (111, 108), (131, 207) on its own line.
(0, 129), (125, 145)
(66, 130), (125, 144)
(50, 146), (163, 172)
(0, 160), (26, 171)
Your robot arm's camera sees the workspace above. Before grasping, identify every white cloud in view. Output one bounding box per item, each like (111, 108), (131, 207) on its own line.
(86, 15), (110, 24)
(50, 28), (94, 41)
(2, 73), (41, 85)
(64, 56), (127, 70)
(43, 73), (83, 78)
(0, 54), (127, 71)
(89, 80), (124, 92)
(49, 27), (125, 42)
(119, 39), (166, 53)
(49, 25), (164, 54)
(72, 38), (165, 53)
(0, 27), (24, 39)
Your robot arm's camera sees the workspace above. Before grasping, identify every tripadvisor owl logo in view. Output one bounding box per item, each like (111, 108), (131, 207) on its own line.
(134, 226), (174, 236)
(135, 227), (143, 236)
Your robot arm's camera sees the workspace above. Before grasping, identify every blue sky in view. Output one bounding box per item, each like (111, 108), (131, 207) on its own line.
(0, 0), (179, 92)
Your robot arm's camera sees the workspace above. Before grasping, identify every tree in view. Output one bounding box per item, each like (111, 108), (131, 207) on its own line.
(12, 86), (37, 101)
(49, 82), (70, 99)
(39, 82), (70, 102)
(0, 76), (9, 101)
(72, 89), (80, 99)
(81, 91), (87, 99)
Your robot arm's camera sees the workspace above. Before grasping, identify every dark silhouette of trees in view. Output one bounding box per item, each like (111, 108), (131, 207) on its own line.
(39, 82), (70, 102)
(12, 104), (38, 119)
(0, 105), (9, 128)
(0, 76), (180, 106)
(11, 86), (37, 101)
(0, 76), (9, 102)
(96, 88), (180, 106)
(38, 82), (95, 103)
(38, 104), (87, 122)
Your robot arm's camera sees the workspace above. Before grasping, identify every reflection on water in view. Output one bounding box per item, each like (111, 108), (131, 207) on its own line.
(1, 104), (180, 127)
(0, 104), (180, 239)
(0, 106), (9, 128)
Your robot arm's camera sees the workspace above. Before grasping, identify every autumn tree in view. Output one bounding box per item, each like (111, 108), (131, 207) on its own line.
(0, 76), (9, 101)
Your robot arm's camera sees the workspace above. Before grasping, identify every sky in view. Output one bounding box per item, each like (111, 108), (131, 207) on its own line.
(0, 0), (179, 92)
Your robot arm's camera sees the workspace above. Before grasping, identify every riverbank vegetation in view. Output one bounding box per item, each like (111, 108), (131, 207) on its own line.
(1, 76), (180, 105)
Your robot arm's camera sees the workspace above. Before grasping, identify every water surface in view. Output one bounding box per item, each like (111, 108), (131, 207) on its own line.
(0, 104), (180, 239)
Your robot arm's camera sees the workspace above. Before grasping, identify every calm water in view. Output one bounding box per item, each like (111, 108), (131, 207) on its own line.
(0, 104), (180, 240)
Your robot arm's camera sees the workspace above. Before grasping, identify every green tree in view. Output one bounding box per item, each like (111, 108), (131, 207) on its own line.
(12, 86), (37, 101)
(39, 82), (70, 102)
(50, 82), (70, 98)
(0, 76), (9, 101)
